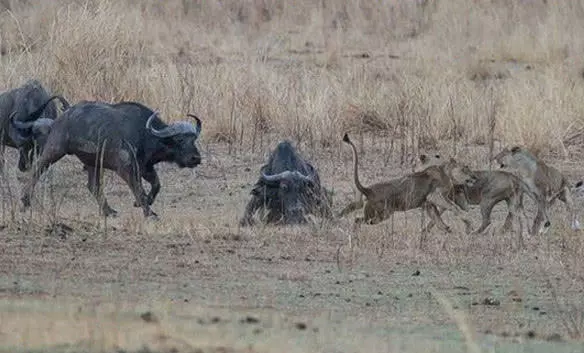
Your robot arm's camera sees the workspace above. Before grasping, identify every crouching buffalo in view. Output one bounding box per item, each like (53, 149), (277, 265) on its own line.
(0, 79), (68, 171)
(16, 101), (202, 218)
(240, 140), (332, 226)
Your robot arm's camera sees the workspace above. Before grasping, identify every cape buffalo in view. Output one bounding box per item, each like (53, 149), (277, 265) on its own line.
(16, 100), (202, 218)
(240, 140), (332, 226)
(0, 79), (68, 171)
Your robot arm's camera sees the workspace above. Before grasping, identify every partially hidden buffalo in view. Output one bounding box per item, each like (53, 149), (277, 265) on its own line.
(15, 101), (202, 218)
(240, 140), (332, 226)
(0, 79), (68, 171)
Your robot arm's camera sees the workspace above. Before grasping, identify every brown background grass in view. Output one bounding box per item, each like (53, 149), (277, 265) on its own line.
(2, 0), (584, 352)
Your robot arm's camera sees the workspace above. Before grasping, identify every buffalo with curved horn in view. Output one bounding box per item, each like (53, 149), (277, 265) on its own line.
(17, 100), (202, 218)
(240, 140), (332, 226)
(0, 80), (68, 171)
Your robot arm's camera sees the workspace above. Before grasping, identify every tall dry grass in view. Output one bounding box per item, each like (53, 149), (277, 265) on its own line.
(1, 0), (584, 157)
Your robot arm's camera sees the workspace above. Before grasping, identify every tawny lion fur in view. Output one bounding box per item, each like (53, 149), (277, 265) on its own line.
(493, 145), (583, 231)
(339, 133), (476, 233)
(418, 153), (551, 236)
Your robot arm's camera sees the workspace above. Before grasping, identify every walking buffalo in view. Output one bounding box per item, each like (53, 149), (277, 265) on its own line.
(15, 100), (202, 218)
(0, 79), (68, 171)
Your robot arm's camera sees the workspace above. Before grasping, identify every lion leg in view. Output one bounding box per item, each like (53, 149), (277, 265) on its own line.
(357, 202), (383, 225)
(559, 187), (580, 231)
(427, 190), (472, 233)
(473, 199), (497, 235)
(530, 204), (548, 236)
(422, 203), (446, 232)
(338, 198), (364, 218)
(424, 203), (452, 233)
(501, 197), (518, 233)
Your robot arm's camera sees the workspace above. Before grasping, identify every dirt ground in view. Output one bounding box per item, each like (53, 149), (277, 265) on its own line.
(1, 138), (584, 353)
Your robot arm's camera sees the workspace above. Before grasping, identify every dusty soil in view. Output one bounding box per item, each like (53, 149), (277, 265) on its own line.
(1, 139), (584, 352)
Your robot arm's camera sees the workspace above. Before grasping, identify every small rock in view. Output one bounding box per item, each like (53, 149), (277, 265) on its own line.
(526, 330), (536, 338)
(140, 311), (158, 323)
(240, 316), (260, 324)
(211, 316), (221, 324)
(454, 286), (470, 291)
(412, 270), (421, 276)
(295, 322), (307, 330)
(532, 306), (540, 311)
(482, 297), (500, 306)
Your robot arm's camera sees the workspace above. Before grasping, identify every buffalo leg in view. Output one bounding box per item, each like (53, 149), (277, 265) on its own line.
(134, 165), (160, 207)
(240, 195), (263, 226)
(21, 145), (65, 210)
(85, 165), (117, 217)
(116, 166), (156, 218)
(17, 147), (30, 172)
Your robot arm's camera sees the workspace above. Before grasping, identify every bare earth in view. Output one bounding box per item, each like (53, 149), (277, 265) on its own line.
(1, 139), (584, 353)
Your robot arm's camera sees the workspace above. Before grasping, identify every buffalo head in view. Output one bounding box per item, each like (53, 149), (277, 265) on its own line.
(8, 94), (69, 171)
(10, 113), (55, 171)
(146, 112), (202, 168)
(259, 169), (317, 224)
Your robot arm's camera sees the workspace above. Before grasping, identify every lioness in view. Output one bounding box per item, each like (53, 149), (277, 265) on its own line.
(339, 134), (477, 232)
(418, 154), (551, 235)
(493, 145), (582, 231)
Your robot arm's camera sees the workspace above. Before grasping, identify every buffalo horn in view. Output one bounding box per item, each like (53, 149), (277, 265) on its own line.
(260, 170), (314, 183)
(146, 111), (202, 138)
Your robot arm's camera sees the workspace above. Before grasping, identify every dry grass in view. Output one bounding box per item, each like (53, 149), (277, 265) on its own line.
(2, 0), (584, 352)
(2, 0), (584, 153)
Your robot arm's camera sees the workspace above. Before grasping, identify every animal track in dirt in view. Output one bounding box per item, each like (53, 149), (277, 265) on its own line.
(484, 329), (564, 342)
(239, 316), (260, 324)
(471, 297), (500, 306)
(140, 311), (158, 323)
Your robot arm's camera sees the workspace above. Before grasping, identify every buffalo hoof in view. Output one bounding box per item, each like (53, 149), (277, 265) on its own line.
(104, 209), (118, 218)
(20, 197), (31, 212)
(145, 212), (159, 221)
(134, 197), (154, 208)
(239, 218), (254, 227)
